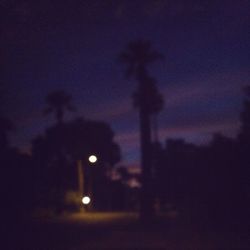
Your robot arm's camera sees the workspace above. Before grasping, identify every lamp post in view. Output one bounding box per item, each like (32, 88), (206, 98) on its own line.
(77, 155), (98, 211)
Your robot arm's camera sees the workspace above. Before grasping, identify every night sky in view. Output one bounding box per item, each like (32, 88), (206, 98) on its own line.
(1, 0), (249, 166)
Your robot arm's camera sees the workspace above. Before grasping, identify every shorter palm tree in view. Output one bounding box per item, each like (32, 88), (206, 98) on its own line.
(44, 90), (75, 124)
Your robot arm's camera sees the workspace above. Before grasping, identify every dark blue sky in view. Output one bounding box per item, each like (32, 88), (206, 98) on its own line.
(2, 0), (250, 166)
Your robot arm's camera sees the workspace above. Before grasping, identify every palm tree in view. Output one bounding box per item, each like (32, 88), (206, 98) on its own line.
(44, 90), (75, 125)
(133, 75), (164, 142)
(119, 40), (164, 219)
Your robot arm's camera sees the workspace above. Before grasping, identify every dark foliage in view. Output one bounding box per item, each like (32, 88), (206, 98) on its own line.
(31, 117), (121, 211)
(154, 87), (250, 228)
(44, 90), (75, 124)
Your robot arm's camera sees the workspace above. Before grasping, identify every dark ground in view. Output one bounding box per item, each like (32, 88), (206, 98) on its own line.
(5, 212), (250, 250)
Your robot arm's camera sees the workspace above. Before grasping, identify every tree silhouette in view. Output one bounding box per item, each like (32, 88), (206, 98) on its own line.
(239, 85), (250, 143)
(32, 117), (121, 211)
(0, 113), (35, 222)
(237, 85), (250, 221)
(119, 40), (164, 219)
(42, 90), (75, 212)
(44, 90), (75, 124)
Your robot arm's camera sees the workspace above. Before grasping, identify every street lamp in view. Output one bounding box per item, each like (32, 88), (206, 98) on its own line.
(88, 155), (97, 164)
(82, 196), (91, 205)
(77, 154), (98, 211)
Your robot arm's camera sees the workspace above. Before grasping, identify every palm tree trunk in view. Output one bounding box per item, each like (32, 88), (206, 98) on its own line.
(77, 160), (84, 197)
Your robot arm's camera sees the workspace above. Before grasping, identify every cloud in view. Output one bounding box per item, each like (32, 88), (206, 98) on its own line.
(161, 69), (248, 109)
(14, 95), (132, 128)
(115, 115), (239, 149)
(71, 69), (248, 136)
(12, 68), (249, 166)
(115, 115), (240, 165)
(17, 68), (247, 127)
(115, 108), (240, 162)
(159, 119), (240, 139)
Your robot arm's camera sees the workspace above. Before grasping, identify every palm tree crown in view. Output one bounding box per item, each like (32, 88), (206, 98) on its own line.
(44, 90), (75, 124)
(119, 40), (164, 80)
(119, 40), (164, 115)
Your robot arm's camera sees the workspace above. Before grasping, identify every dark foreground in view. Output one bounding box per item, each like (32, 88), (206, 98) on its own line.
(6, 212), (250, 250)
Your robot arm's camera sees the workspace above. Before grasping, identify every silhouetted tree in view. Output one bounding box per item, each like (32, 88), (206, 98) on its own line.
(108, 166), (140, 211)
(155, 139), (198, 211)
(41, 90), (75, 212)
(44, 90), (75, 124)
(0, 114), (35, 223)
(32, 117), (121, 211)
(63, 118), (121, 165)
(239, 86), (250, 143)
(155, 132), (248, 228)
(119, 40), (163, 219)
(202, 133), (238, 224)
(237, 85), (250, 222)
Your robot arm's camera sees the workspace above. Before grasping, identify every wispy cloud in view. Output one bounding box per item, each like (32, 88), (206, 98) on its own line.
(115, 116), (239, 150)
(11, 68), (248, 166)
(14, 95), (132, 127)
(159, 119), (240, 139)
(162, 70), (248, 109)
(83, 69), (249, 123)
(19, 69), (246, 127)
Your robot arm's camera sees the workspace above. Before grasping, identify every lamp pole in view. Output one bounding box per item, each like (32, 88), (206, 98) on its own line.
(77, 155), (97, 211)
(77, 159), (84, 198)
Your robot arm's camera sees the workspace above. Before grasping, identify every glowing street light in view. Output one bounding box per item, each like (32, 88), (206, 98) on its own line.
(78, 154), (98, 211)
(82, 196), (91, 205)
(77, 154), (98, 197)
(88, 155), (97, 163)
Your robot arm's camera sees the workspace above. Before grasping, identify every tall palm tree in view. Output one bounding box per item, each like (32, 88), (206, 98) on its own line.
(119, 40), (164, 219)
(133, 75), (164, 142)
(44, 90), (75, 125)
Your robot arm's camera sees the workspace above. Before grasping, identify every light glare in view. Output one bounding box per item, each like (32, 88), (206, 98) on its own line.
(82, 196), (91, 205)
(89, 155), (97, 163)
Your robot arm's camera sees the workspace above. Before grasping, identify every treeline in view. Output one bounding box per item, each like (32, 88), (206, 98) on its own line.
(0, 90), (123, 220)
(154, 86), (250, 227)
(1, 84), (249, 227)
